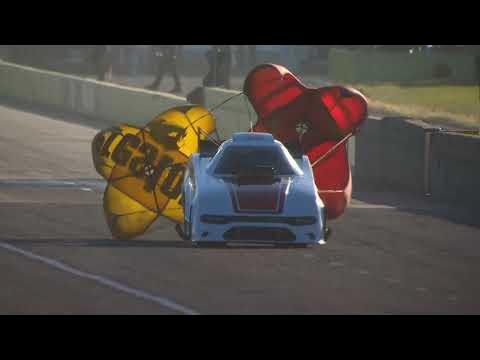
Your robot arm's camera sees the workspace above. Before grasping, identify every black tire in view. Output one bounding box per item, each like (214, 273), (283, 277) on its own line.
(195, 242), (228, 248)
(324, 226), (332, 242)
(276, 243), (309, 249)
(181, 206), (192, 242)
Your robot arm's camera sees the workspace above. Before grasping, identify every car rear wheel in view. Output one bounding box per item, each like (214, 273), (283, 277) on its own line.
(195, 242), (228, 248)
(276, 243), (309, 249)
(181, 206), (192, 242)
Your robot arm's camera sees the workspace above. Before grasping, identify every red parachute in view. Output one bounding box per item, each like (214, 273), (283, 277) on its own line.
(244, 64), (368, 219)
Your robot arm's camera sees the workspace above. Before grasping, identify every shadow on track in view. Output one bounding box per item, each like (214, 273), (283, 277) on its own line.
(1, 239), (311, 251)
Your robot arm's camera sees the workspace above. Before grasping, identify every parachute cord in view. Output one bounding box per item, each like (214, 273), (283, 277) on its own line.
(198, 127), (221, 146)
(186, 91), (245, 145)
(192, 74), (303, 137)
(310, 132), (354, 169)
(184, 111), (220, 147)
(189, 73), (320, 145)
(208, 91), (245, 113)
(185, 91), (246, 149)
(242, 93), (254, 132)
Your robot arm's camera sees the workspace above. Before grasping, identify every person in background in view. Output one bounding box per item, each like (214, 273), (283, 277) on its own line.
(203, 45), (232, 89)
(235, 46), (246, 73)
(218, 45), (232, 89)
(0, 45), (10, 61)
(203, 46), (217, 87)
(248, 45), (257, 69)
(146, 45), (182, 93)
(125, 45), (140, 76)
(475, 54), (480, 101)
(92, 45), (113, 81)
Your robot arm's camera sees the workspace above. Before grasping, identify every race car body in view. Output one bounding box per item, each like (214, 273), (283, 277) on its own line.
(180, 132), (327, 246)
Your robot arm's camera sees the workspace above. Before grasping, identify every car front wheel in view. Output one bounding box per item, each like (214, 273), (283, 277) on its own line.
(195, 242), (228, 249)
(183, 207), (193, 242)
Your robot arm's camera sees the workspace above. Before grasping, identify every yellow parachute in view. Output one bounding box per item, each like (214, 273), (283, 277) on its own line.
(92, 105), (217, 239)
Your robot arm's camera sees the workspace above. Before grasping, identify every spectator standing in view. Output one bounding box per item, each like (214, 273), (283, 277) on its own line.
(0, 45), (10, 60)
(126, 45), (140, 76)
(475, 55), (480, 101)
(235, 46), (246, 73)
(247, 45), (257, 69)
(92, 45), (113, 81)
(146, 45), (182, 93)
(203, 45), (232, 89)
(218, 45), (232, 89)
(203, 46), (217, 86)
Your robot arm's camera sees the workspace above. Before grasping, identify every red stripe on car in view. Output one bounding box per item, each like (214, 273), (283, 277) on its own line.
(228, 181), (288, 214)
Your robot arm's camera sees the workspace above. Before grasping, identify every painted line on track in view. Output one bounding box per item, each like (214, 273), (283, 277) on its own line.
(0, 241), (200, 315)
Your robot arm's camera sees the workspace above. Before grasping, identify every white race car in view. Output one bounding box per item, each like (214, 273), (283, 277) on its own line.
(176, 132), (328, 247)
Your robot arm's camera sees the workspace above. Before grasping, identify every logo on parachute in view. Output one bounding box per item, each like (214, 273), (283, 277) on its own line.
(91, 105), (217, 239)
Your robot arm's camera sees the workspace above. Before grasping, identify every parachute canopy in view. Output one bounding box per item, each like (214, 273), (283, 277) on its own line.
(92, 105), (217, 239)
(244, 64), (368, 219)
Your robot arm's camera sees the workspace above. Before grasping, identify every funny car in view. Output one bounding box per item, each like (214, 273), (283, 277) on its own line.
(176, 132), (328, 247)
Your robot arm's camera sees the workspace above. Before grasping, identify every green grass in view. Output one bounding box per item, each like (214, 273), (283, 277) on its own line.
(351, 83), (480, 129)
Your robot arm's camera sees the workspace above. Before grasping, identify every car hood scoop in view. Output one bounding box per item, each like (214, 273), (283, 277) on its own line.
(223, 177), (291, 214)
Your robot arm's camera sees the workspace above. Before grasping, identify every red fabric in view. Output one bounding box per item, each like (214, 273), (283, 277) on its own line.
(306, 142), (352, 219)
(313, 87), (368, 138)
(244, 64), (367, 219)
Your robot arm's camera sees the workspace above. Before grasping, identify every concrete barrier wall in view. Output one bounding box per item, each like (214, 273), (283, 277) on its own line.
(355, 117), (430, 193)
(430, 132), (480, 204)
(93, 82), (185, 126)
(354, 117), (384, 182)
(355, 116), (480, 205)
(0, 60), (186, 126)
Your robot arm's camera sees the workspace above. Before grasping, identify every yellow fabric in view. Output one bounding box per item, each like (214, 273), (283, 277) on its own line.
(148, 105), (216, 157)
(92, 124), (142, 181)
(92, 106), (217, 239)
(103, 185), (159, 239)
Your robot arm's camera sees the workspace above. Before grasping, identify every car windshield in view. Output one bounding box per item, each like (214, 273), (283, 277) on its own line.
(214, 146), (297, 176)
